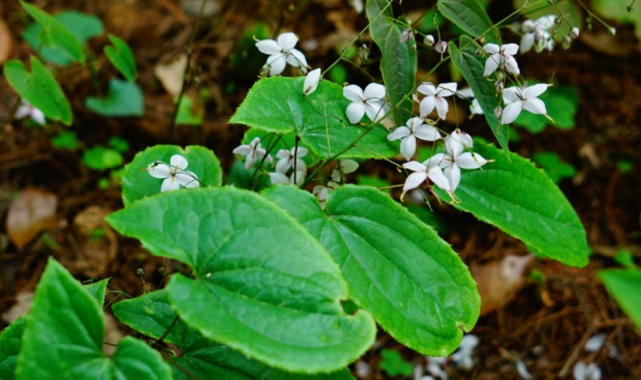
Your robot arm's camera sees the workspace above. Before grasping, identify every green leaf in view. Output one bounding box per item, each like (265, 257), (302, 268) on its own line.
(437, 0), (500, 43)
(532, 152), (576, 183)
(84, 278), (110, 305)
(105, 35), (136, 82)
(52, 131), (80, 150)
(614, 249), (637, 269)
(120, 145), (222, 206)
(113, 290), (355, 380)
(263, 185), (480, 356)
(230, 77), (397, 159)
(379, 349), (413, 377)
(0, 318), (26, 380)
(366, 0), (416, 126)
(450, 37), (508, 151)
(4, 56), (73, 125)
(20, 3), (85, 64)
(598, 269), (641, 330)
(82, 146), (124, 170)
(16, 258), (173, 380)
(108, 136), (130, 153)
(174, 94), (203, 126)
(106, 187), (376, 373)
(433, 143), (589, 267)
(85, 79), (143, 117)
(514, 86), (579, 133)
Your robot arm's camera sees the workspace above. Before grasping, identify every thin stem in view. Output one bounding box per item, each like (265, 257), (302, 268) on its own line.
(167, 357), (201, 380)
(155, 315), (180, 346)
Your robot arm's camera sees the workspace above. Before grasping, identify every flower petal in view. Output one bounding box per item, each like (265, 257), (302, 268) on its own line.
(501, 101), (523, 124)
(255, 39), (280, 55)
(444, 165), (461, 191)
(277, 32), (298, 50)
(502, 86), (522, 103)
(400, 135), (416, 161)
(233, 145), (252, 156)
(419, 96), (436, 118)
(484, 55), (500, 76)
(437, 82), (458, 96)
(346, 102), (365, 124)
(269, 172), (289, 185)
(176, 172), (199, 188)
(387, 126), (411, 141)
(520, 33), (535, 53)
(523, 98), (547, 115)
(483, 43), (500, 54)
(523, 83), (548, 98)
(402, 161), (426, 172)
(414, 124), (440, 141)
(364, 102), (385, 122)
(435, 97), (449, 120)
(275, 158), (290, 174)
(244, 154), (256, 170)
(303, 68), (321, 95)
(161, 177), (180, 192)
(340, 159), (359, 174)
(295, 147), (308, 158)
(445, 133), (464, 158)
(502, 43), (519, 55)
(428, 166), (451, 191)
(417, 83), (436, 96)
(457, 152), (487, 169)
(289, 170), (306, 186)
(148, 163), (171, 179)
(403, 171), (428, 192)
(170, 155), (189, 170)
(287, 49), (308, 70)
(364, 83), (386, 99)
(425, 153), (446, 168)
(504, 55), (520, 75)
(343, 85), (364, 102)
(31, 109), (46, 125)
(266, 54), (287, 76)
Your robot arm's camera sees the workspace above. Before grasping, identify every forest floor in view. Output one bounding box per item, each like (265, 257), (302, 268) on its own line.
(1, 0), (640, 379)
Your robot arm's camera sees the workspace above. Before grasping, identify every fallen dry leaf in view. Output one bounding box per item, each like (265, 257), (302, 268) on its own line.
(154, 54), (188, 96)
(472, 254), (534, 316)
(0, 18), (12, 64)
(1, 291), (34, 324)
(6, 188), (57, 250)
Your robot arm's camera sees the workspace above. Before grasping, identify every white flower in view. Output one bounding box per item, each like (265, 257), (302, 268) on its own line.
(269, 170), (306, 186)
(516, 360), (533, 380)
(16, 99), (46, 125)
(431, 131), (486, 192)
(330, 159), (359, 183)
(424, 34), (435, 46)
(343, 83), (387, 124)
(256, 32), (308, 76)
(483, 43), (520, 76)
(303, 68), (321, 95)
(387, 117), (440, 161)
(350, 0), (364, 13)
(401, 158), (450, 201)
(275, 146), (308, 173)
(573, 361), (602, 380)
(233, 137), (274, 170)
(426, 357), (448, 379)
(147, 155), (199, 192)
(417, 82), (457, 120)
(501, 84), (549, 125)
(450, 334), (479, 370)
(457, 87), (484, 115)
(520, 15), (556, 53)
(585, 334), (606, 353)
(435, 40), (448, 54)
(571, 27), (580, 39)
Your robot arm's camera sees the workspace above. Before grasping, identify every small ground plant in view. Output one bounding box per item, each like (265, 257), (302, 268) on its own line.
(2, 0), (639, 379)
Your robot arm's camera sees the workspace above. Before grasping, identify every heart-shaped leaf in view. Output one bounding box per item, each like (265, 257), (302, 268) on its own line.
(263, 185), (480, 356)
(4, 56), (72, 125)
(230, 77), (397, 160)
(105, 35), (136, 82)
(85, 79), (143, 117)
(106, 188), (376, 373)
(15, 258), (173, 379)
(433, 143), (589, 267)
(113, 290), (355, 380)
(120, 145), (222, 206)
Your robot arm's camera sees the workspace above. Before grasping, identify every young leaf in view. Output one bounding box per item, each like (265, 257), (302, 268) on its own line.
(85, 79), (144, 117)
(52, 131), (80, 150)
(105, 35), (137, 82)
(366, 0), (416, 126)
(263, 185), (480, 357)
(82, 146), (124, 170)
(0, 317), (26, 380)
(437, 0), (501, 44)
(106, 188), (376, 373)
(450, 37), (508, 151)
(15, 258), (173, 379)
(598, 269), (641, 331)
(230, 76), (397, 159)
(22, 11), (103, 66)
(433, 143), (589, 267)
(84, 278), (110, 305)
(121, 145), (222, 206)
(113, 291), (355, 380)
(20, 2), (84, 64)
(4, 56), (73, 125)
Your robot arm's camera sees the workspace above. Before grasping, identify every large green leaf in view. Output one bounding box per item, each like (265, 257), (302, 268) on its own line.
(434, 143), (589, 267)
(263, 185), (480, 356)
(4, 56), (73, 125)
(0, 318), (26, 380)
(22, 10), (103, 66)
(598, 269), (641, 331)
(450, 37), (507, 151)
(21, 3), (85, 64)
(105, 35), (137, 82)
(229, 77), (397, 159)
(113, 290), (355, 380)
(121, 145), (222, 206)
(85, 79), (144, 117)
(437, 0), (500, 43)
(106, 188), (376, 373)
(366, 0), (416, 126)
(15, 258), (173, 380)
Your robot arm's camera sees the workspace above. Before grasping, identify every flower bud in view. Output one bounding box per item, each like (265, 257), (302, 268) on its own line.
(494, 106), (503, 119)
(424, 34), (435, 46)
(435, 40), (448, 54)
(608, 27), (617, 36)
(562, 35), (572, 49)
(494, 80), (505, 92)
(571, 27), (580, 38)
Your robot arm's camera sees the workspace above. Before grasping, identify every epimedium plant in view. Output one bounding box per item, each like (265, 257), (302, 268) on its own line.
(2, 0), (617, 379)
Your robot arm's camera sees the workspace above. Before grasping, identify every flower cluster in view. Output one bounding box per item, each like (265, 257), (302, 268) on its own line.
(312, 159), (358, 209)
